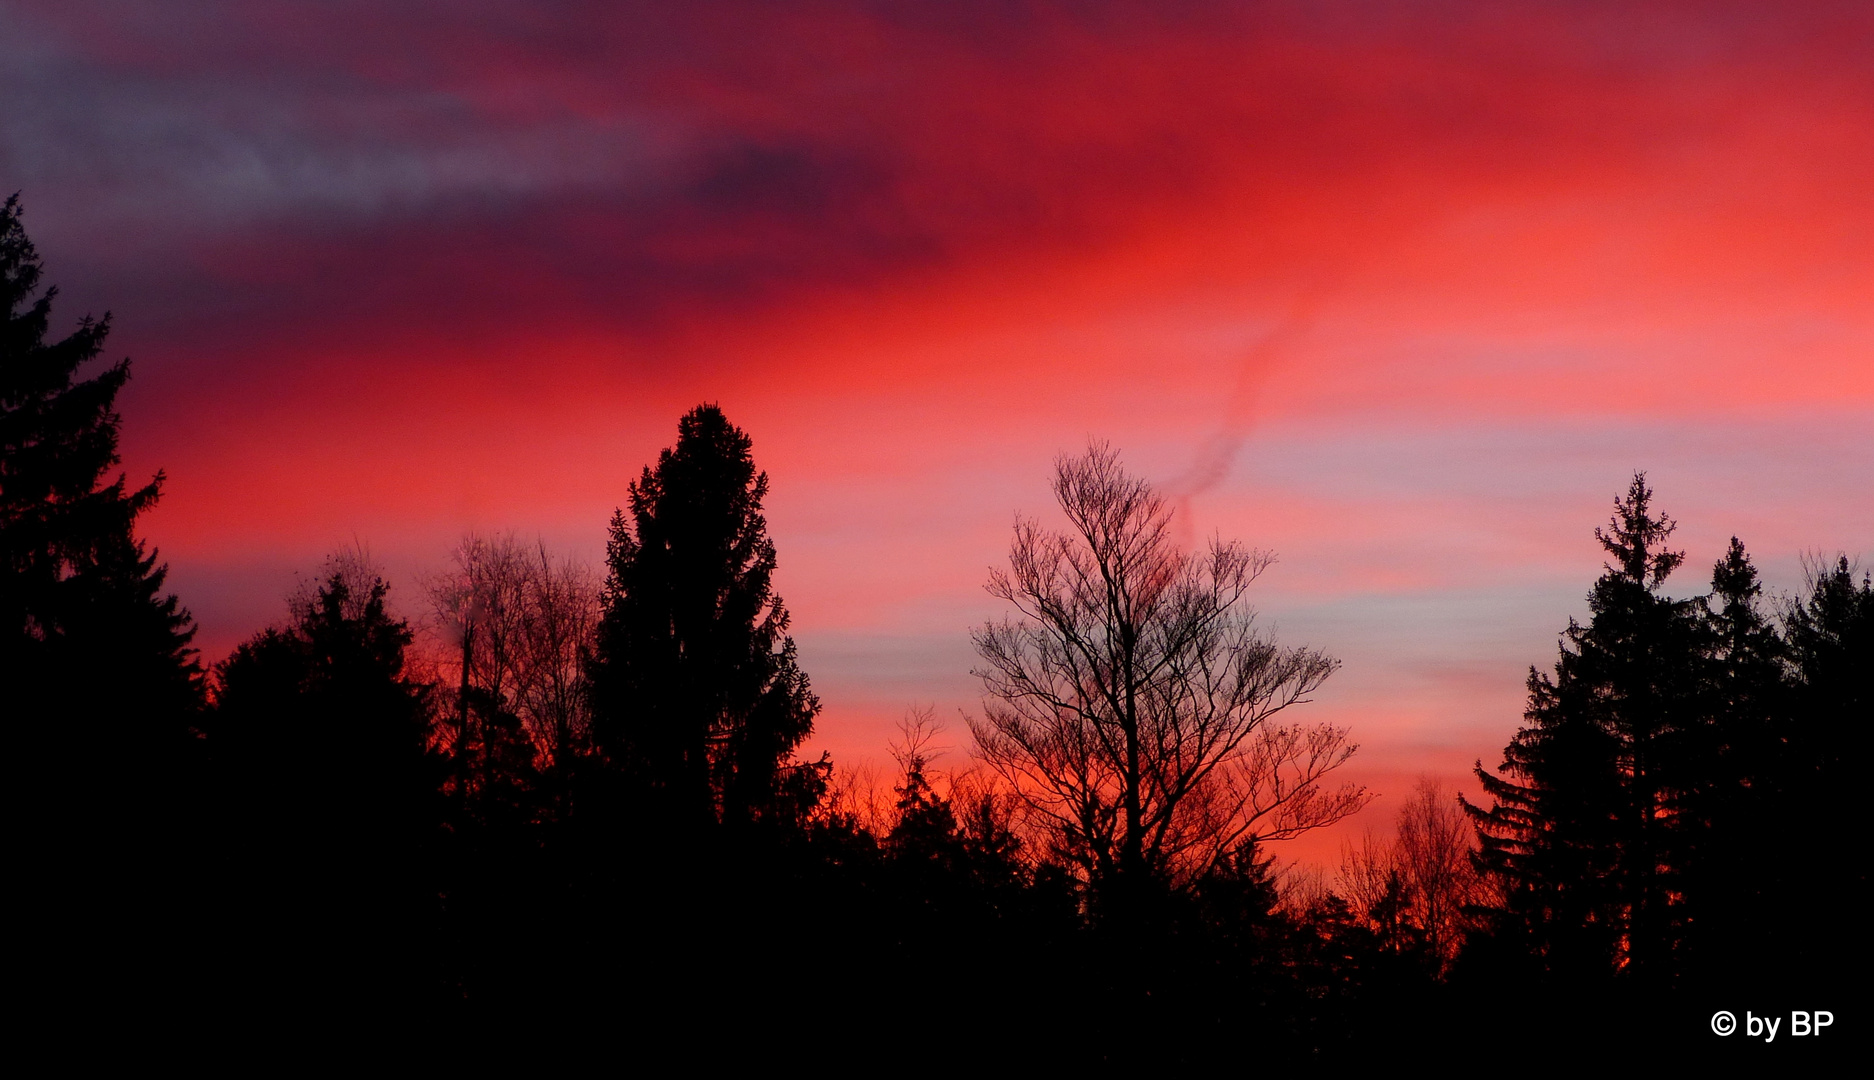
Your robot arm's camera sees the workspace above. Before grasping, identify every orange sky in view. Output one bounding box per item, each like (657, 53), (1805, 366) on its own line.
(5, 0), (1869, 867)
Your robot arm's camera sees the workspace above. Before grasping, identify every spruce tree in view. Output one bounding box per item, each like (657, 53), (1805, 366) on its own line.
(1678, 539), (1786, 977)
(3, 194), (209, 1012)
(1781, 555), (1872, 786)
(1463, 473), (1706, 984)
(1775, 555), (1871, 988)
(588, 404), (822, 831)
(1, 194), (202, 755)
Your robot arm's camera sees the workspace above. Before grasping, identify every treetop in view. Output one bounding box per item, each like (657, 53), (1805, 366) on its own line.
(1594, 471), (1683, 591)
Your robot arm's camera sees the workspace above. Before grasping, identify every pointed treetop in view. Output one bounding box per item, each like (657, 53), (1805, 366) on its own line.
(5, 193), (117, 419)
(1594, 471), (1683, 590)
(1709, 537), (1761, 610)
(3, 193), (46, 310)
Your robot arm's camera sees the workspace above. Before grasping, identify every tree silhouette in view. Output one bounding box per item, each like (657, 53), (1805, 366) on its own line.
(1772, 554), (1871, 987)
(588, 404), (823, 830)
(429, 536), (595, 821)
(212, 552), (445, 1009)
(1463, 473), (1707, 984)
(1340, 779), (1486, 973)
(217, 555), (440, 832)
(2, 194), (207, 1002)
(2, 193), (203, 755)
(970, 442), (1364, 919)
(1674, 538), (1787, 979)
(1782, 555), (1872, 772)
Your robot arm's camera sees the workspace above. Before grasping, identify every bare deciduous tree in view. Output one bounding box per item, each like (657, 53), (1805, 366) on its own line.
(512, 542), (601, 769)
(969, 443), (1368, 896)
(1339, 778), (1487, 969)
(428, 532), (599, 778)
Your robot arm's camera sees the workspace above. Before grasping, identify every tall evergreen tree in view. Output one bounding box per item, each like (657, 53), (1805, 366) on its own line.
(1774, 554), (1871, 988)
(1463, 473), (1706, 984)
(1, 193), (202, 758)
(1781, 555), (1872, 781)
(1677, 538), (1786, 976)
(588, 404), (822, 830)
(2, 194), (206, 1004)
(1703, 539), (1787, 762)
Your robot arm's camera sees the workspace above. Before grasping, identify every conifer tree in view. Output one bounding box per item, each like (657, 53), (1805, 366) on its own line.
(1463, 473), (1706, 984)
(3, 193), (207, 1005)
(1, 193), (203, 760)
(1677, 539), (1786, 974)
(1781, 555), (1872, 782)
(588, 405), (823, 830)
(215, 555), (440, 840)
(1774, 554), (1871, 987)
(212, 555), (445, 1007)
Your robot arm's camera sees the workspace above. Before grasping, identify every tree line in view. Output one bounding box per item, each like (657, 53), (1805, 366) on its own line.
(6, 195), (1864, 1059)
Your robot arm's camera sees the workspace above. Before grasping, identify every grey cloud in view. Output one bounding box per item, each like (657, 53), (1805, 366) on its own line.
(0, 11), (667, 235)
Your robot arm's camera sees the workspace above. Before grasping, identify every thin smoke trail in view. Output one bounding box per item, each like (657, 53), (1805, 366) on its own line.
(1163, 286), (1329, 550)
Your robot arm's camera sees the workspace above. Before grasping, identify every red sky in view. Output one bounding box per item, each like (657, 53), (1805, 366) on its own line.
(5, 0), (1870, 868)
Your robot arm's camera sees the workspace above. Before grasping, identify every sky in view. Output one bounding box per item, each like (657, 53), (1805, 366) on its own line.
(5, 0), (1870, 867)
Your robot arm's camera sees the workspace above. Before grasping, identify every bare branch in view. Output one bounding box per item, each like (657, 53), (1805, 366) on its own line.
(969, 442), (1367, 892)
